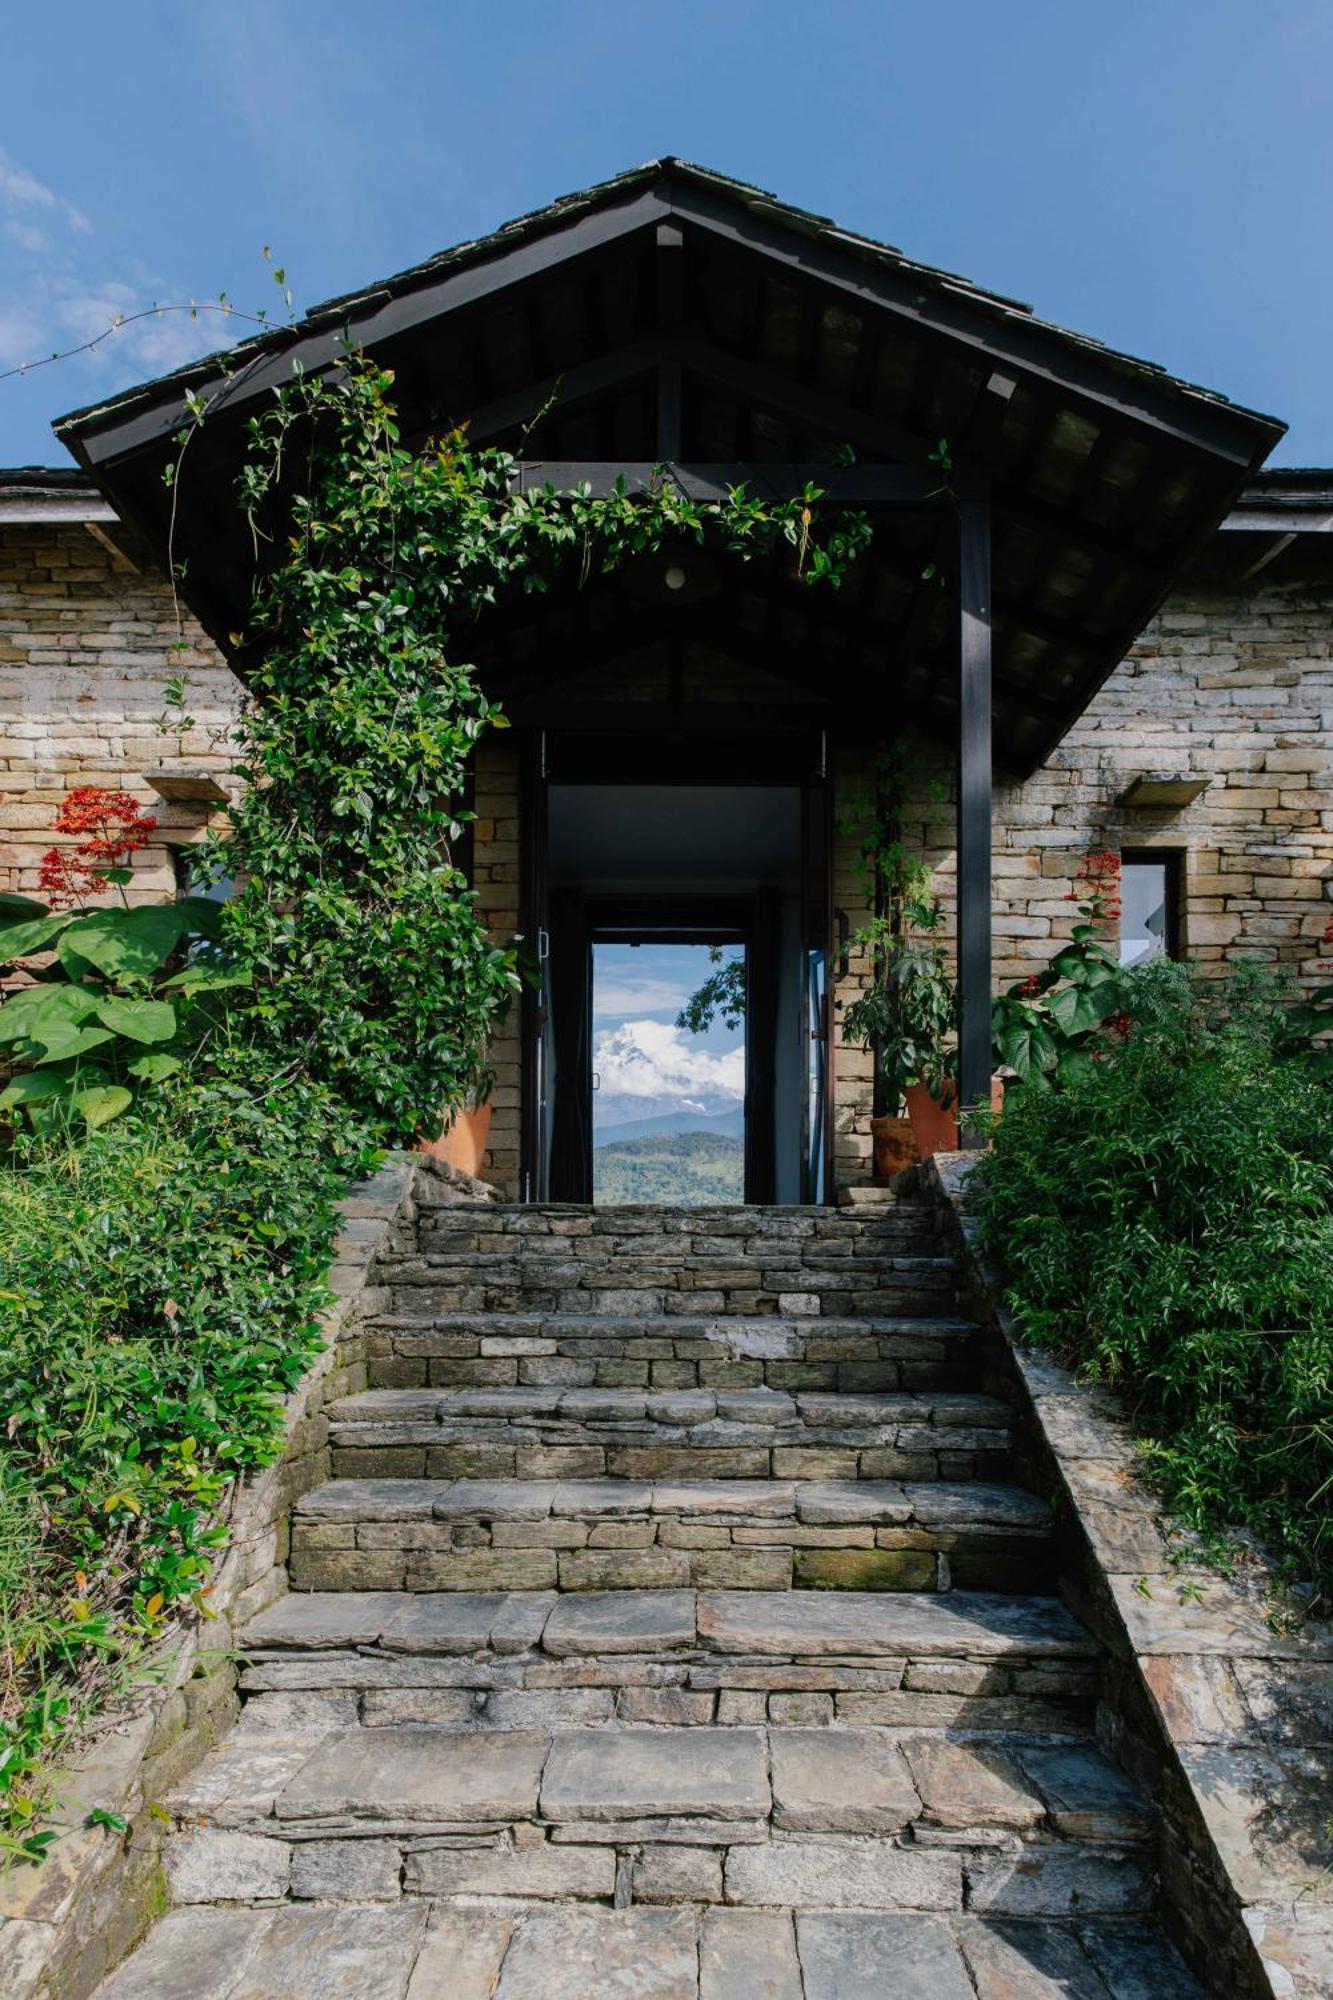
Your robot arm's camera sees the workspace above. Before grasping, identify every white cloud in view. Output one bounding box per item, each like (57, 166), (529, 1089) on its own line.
(0, 146), (90, 234)
(593, 1019), (745, 1110)
(0, 146), (226, 394)
(593, 972), (693, 1020)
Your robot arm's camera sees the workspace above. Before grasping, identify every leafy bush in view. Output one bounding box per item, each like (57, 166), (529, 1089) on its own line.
(0, 1067), (370, 1857)
(976, 960), (1333, 1598)
(0, 893), (241, 1133)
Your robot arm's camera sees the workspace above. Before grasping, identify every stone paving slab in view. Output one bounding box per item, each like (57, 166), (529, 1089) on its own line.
(275, 1727), (548, 1823)
(697, 1590), (1097, 1659)
(797, 1912), (975, 2000)
(492, 1907), (699, 2000)
(769, 1727), (921, 1832)
(542, 1589), (698, 1655)
(540, 1726), (770, 1822)
(699, 1909), (803, 2000)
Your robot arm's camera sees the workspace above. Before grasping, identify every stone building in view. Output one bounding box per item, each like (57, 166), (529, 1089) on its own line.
(4, 163), (1330, 1198)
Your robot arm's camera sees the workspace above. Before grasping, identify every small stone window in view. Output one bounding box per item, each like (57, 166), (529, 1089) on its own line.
(173, 849), (234, 904)
(1119, 852), (1181, 966)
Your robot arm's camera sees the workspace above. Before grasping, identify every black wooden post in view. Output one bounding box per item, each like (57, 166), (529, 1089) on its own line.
(957, 493), (993, 1141)
(656, 221), (684, 460)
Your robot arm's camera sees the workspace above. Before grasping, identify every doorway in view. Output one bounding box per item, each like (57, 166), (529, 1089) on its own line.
(522, 766), (831, 1206)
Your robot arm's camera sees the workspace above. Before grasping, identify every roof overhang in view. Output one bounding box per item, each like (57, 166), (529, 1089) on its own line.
(50, 159), (1286, 775)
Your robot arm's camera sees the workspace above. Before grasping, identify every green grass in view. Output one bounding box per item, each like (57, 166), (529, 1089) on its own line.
(976, 961), (1333, 1602)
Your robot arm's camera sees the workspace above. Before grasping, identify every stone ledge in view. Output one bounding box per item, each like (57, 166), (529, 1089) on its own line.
(924, 1150), (1332, 2000)
(0, 1150), (443, 2000)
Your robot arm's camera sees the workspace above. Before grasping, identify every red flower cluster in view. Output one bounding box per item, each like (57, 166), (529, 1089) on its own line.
(1019, 973), (1042, 996)
(1063, 847), (1123, 920)
(38, 787), (158, 910)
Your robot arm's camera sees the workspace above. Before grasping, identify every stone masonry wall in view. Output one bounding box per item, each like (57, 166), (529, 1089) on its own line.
(831, 575), (1333, 1185)
(0, 523), (242, 901)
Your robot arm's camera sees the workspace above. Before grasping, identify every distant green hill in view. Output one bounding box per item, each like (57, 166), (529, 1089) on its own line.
(594, 1130), (744, 1205)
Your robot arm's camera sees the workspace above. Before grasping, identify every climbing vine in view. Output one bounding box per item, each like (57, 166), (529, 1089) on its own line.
(213, 352), (874, 1141)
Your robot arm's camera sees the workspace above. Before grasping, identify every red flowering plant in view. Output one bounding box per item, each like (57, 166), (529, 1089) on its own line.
(991, 849), (1127, 1088)
(0, 788), (236, 1133)
(36, 786), (158, 910)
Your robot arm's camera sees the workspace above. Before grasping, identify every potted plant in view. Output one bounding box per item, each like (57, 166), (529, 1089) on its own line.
(840, 748), (959, 1176)
(422, 1059), (496, 1178)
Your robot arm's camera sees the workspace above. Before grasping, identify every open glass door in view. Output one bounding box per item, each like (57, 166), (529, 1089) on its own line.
(800, 752), (832, 1204)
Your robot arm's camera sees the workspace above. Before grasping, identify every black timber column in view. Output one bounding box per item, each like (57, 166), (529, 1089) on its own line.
(956, 493), (993, 1141)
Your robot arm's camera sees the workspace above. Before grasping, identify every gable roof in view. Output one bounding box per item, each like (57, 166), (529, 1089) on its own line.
(52, 159), (1286, 773)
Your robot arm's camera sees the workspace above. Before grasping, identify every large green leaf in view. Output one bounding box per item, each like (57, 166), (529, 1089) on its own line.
(30, 1024), (116, 1065)
(58, 906), (190, 980)
(95, 998), (178, 1045)
(993, 1006), (1058, 1082)
(1047, 980), (1119, 1036)
(0, 982), (101, 1046)
(0, 1070), (69, 1110)
(0, 893), (49, 922)
(0, 912), (76, 961)
(73, 1085), (132, 1129)
(125, 1051), (182, 1082)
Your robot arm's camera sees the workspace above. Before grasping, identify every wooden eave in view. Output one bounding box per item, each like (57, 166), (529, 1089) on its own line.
(51, 159), (1286, 777)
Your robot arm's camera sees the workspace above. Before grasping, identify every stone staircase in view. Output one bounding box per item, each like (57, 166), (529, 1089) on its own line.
(97, 1193), (1204, 1999)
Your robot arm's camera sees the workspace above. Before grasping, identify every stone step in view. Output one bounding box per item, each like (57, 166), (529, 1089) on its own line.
(94, 1904), (1206, 2000)
(238, 1588), (1101, 1734)
(326, 1385), (1013, 1485)
(289, 1477), (1054, 1595)
(366, 1312), (982, 1393)
(158, 1719), (1156, 1921)
(416, 1198), (942, 1235)
(377, 1253), (959, 1320)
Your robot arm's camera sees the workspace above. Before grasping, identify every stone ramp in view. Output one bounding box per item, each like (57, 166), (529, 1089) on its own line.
(94, 1904), (1206, 1998)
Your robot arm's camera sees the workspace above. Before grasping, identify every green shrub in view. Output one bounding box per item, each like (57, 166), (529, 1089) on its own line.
(976, 960), (1333, 1598)
(0, 1067), (371, 1856)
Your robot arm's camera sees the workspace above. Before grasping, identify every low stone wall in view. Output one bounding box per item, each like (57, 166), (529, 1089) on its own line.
(0, 1151), (465, 2000)
(924, 1152), (1333, 2000)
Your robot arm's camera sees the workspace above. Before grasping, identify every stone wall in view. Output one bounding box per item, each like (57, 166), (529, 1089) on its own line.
(830, 573), (1333, 1183)
(0, 522), (241, 901)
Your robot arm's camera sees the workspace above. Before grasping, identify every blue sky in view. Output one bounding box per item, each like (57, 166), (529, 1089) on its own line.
(2, 2), (1331, 466)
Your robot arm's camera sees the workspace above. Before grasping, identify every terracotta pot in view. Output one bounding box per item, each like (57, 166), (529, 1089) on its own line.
(904, 1082), (958, 1160)
(422, 1099), (493, 1178)
(871, 1114), (920, 1179)
(906, 1077), (1006, 1157)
